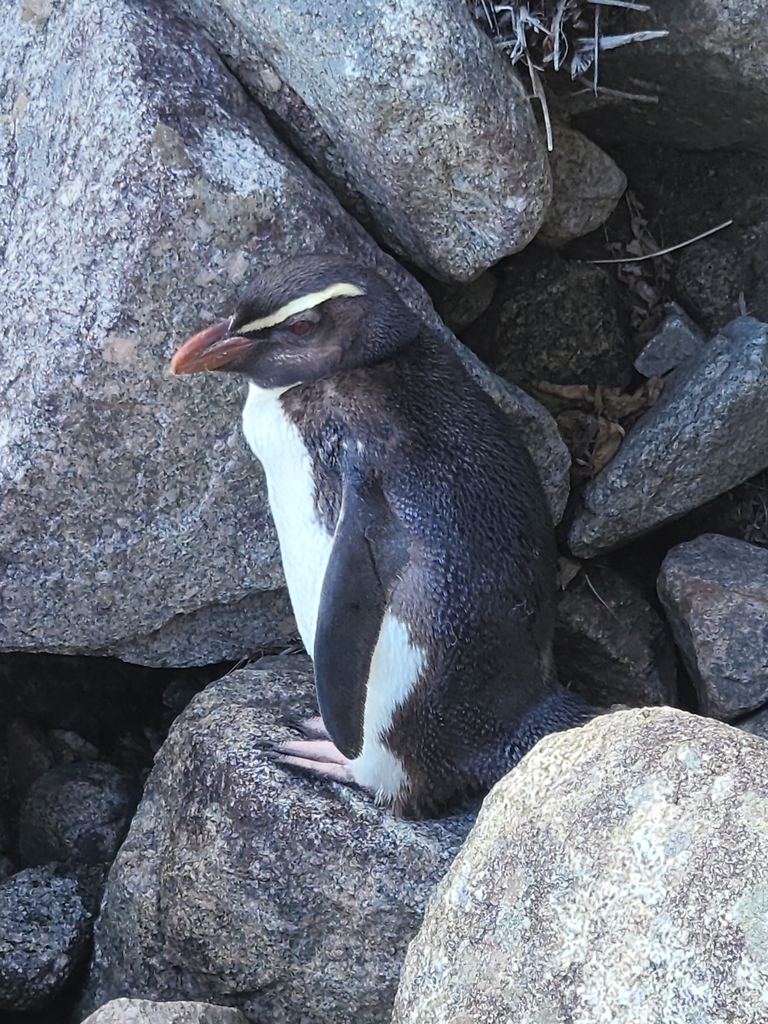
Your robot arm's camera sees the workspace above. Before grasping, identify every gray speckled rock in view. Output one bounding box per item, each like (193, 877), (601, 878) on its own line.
(0, 865), (91, 1011)
(465, 249), (633, 391)
(393, 706), (768, 1024)
(634, 304), (706, 379)
(573, 0), (768, 155)
(82, 999), (248, 1024)
(173, 0), (551, 281)
(554, 566), (677, 709)
(569, 318), (768, 557)
(19, 763), (141, 867)
(1, 0), (568, 668)
(79, 658), (473, 1023)
(658, 534), (768, 720)
(537, 126), (626, 249)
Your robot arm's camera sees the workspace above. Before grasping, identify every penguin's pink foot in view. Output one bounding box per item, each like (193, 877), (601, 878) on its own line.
(275, 737), (357, 787)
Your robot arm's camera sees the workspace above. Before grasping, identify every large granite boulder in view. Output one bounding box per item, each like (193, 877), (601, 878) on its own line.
(573, 0), (768, 155)
(0, 0), (568, 668)
(393, 706), (768, 1023)
(79, 657), (473, 1023)
(82, 1000), (248, 1024)
(174, 0), (551, 281)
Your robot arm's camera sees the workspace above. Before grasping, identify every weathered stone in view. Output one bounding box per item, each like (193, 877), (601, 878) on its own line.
(572, 0), (768, 155)
(537, 126), (626, 248)
(675, 217), (768, 334)
(429, 271), (497, 334)
(393, 707), (768, 1023)
(739, 705), (768, 741)
(174, 0), (551, 281)
(79, 657), (473, 1023)
(82, 998), (248, 1024)
(569, 318), (768, 557)
(658, 534), (768, 720)
(19, 762), (141, 867)
(6, 718), (54, 800)
(0, 865), (90, 1011)
(554, 566), (677, 708)
(634, 304), (706, 378)
(463, 250), (634, 390)
(0, 0), (568, 668)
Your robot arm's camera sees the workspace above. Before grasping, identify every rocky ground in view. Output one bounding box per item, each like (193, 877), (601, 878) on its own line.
(3, 0), (768, 1021)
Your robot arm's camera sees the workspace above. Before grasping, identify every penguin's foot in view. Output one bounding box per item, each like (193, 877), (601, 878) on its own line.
(275, 737), (357, 786)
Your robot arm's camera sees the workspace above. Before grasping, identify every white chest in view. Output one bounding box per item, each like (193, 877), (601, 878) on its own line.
(242, 382), (334, 656)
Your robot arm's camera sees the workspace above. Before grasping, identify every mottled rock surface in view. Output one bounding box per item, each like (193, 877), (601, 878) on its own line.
(658, 534), (768, 720)
(464, 250), (633, 390)
(19, 763), (141, 867)
(82, 999), (248, 1024)
(393, 707), (768, 1023)
(175, 0), (551, 281)
(634, 304), (705, 379)
(79, 658), (472, 1023)
(0, 0), (568, 668)
(0, 865), (91, 1011)
(537, 126), (626, 248)
(555, 566), (677, 709)
(573, 0), (768, 155)
(569, 318), (768, 557)
(675, 216), (768, 334)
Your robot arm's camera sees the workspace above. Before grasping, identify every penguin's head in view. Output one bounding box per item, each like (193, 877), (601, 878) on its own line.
(170, 255), (420, 388)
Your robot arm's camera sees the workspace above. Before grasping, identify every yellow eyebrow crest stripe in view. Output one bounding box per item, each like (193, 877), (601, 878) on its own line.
(237, 282), (366, 334)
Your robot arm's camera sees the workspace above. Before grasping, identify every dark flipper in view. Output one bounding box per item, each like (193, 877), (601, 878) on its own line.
(313, 470), (409, 759)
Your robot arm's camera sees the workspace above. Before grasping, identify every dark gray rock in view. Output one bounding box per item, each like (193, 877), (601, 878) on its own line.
(0, 865), (91, 1011)
(393, 707), (768, 1023)
(739, 705), (768, 741)
(174, 0), (552, 281)
(537, 126), (626, 249)
(658, 534), (768, 720)
(79, 658), (473, 1023)
(1, 0), (568, 668)
(675, 218), (768, 335)
(571, 0), (768, 155)
(554, 567), (677, 709)
(6, 718), (54, 800)
(19, 763), (141, 867)
(463, 250), (634, 391)
(634, 304), (706, 379)
(569, 318), (768, 557)
(82, 999), (249, 1024)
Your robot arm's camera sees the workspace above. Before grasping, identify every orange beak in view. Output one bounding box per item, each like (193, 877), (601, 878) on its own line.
(170, 320), (254, 374)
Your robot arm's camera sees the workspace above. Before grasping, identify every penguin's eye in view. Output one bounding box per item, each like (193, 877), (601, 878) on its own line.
(290, 320), (311, 336)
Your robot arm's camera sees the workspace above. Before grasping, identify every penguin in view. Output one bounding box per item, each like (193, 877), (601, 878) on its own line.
(171, 255), (592, 817)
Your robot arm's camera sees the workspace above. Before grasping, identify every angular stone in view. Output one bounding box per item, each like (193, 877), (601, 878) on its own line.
(82, 998), (248, 1024)
(658, 534), (768, 720)
(569, 318), (768, 557)
(537, 126), (626, 249)
(174, 0), (552, 281)
(554, 566), (677, 709)
(79, 658), (472, 1022)
(634, 304), (705, 379)
(0, 0), (568, 668)
(393, 707), (768, 1023)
